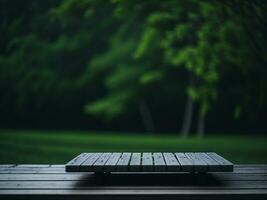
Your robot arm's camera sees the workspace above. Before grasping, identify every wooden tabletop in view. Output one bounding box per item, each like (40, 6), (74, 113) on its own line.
(66, 152), (234, 172)
(0, 164), (267, 199)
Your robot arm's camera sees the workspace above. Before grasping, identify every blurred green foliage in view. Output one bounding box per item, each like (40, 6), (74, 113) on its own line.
(0, 0), (267, 134)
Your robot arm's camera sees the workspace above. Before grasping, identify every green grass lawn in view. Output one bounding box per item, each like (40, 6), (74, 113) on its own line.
(0, 130), (266, 164)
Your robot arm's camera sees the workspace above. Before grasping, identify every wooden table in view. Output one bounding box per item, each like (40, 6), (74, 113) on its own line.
(66, 152), (234, 172)
(0, 164), (267, 199)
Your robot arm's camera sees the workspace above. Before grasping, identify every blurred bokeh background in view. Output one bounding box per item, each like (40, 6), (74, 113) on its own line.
(0, 0), (267, 164)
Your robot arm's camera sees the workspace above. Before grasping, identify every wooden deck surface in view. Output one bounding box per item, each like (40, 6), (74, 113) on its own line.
(0, 164), (267, 199)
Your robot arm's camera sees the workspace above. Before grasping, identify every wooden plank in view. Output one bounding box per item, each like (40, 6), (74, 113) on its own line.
(163, 153), (180, 171)
(142, 152), (153, 171)
(65, 153), (92, 172)
(1, 189), (267, 197)
(185, 153), (208, 172)
(0, 166), (260, 174)
(153, 153), (166, 172)
(92, 153), (112, 172)
(1, 165), (267, 199)
(0, 180), (267, 189)
(129, 153), (141, 172)
(105, 153), (122, 172)
(50, 165), (65, 168)
(3, 168), (265, 174)
(80, 153), (102, 172)
(0, 168), (66, 173)
(0, 165), (15, 168)
(234, 168), (267, 173)
(0, 165), (64, 170)
(0, 167), (65, 171)
(0, 164), (264, 174)
(206, 152), (233, 171)
(175, 153), (194, 171)
(4, 164), (262, 170)
(1, 172), (267, 181)
(235, 164), (267, 168)
(0, 174), (88, 181)
(195, 153), (221, 171)
(116, 152), (131, 172)
(16, 165), (51, 168)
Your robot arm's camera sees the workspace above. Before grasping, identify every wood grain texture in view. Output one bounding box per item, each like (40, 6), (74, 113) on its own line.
(153, 153), (166, 172)
(105, 153), (122, 172)
(65, 152), (233, 173)
(0, 164), (266, 199)
(206, 152), (234, 171)
(185, 153), (208, 172)
(116, 153), (131, 172)
(142, 153), (153, 171)
(129, 153), (141, 172)
(80, 153), (102, 172)
(195, 153), (221, 171)
(163, 153), (180, 171)
(175, 153), (194, 171)
(92, 153), (112, 172)
(65, 153), (92, 172)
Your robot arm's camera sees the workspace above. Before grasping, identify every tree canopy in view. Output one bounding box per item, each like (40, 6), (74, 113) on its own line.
(0, 0), (266, 135)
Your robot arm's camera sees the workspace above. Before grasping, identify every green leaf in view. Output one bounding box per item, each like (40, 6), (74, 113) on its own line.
(139, 70), (163, 85)
(85, 91), (132, 119)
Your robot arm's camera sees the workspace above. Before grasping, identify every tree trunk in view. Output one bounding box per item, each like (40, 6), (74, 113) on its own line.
(180, 95), (195, 137)
(196, 109), (205, 138)
(138, 99), (155, 133)
(181, 72), (195, 137)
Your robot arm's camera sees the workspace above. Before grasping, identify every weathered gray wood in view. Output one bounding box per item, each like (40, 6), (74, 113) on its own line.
(153, 153), (166, 172)
(65, 153), (92, 172)
(206, 152), (234, 171)
(6, 163), (266, 169)
(2, 172), (267, 181)
(175, 153), (194, 171)
(2, 164), (267, 175)
(0, 174), (89, 181)
(65, 152), (234, 173)
(116, 153), (131, 171)
(11, 164), (258, 170)
(105, 153), (122, 172)
(16, 164), (51, 167)
(163, 153), (180, 171)
(0, 167), (65, 171)
(1, 172), (267, 181)
(142, 153), (153, 171)
(51, 165), (65, 167)
(0, 168), (262, 174)
(129, 153), (141, 171)
(1, 180), (267, 189)
(195, 153), (221, 171)
(0, 165), (15, 168)
(185, 153), (208, 172)
(5, 168), (266, 174)
(92, 153), (112, 172)
(1, 164), (267, 200)
(235, 164), (267, 168)
(80, 153), (102, 172)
